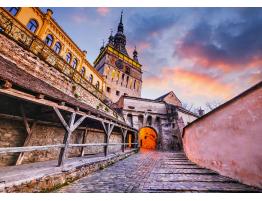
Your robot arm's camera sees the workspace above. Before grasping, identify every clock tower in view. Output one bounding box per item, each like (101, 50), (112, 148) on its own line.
(94, 11), (142, 103)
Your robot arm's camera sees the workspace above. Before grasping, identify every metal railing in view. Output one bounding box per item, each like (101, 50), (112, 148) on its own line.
(0, 10), (110, 104)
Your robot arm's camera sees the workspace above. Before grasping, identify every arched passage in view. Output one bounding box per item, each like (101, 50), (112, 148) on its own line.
(139, 127), (157, 150)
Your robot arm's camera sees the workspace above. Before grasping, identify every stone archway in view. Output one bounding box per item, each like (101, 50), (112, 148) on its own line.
(139, 127), (158, 150)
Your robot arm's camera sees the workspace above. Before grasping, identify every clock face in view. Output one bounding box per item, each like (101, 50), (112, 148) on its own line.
(115, 59), (123, 69)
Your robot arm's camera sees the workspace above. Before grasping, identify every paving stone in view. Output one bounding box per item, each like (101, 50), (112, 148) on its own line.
(56, 150), (261, 193)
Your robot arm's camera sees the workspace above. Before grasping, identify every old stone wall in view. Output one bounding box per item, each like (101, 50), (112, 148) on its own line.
(0, 117), (122, 166)
(0, 34), (123, 121)
(183, 84), (262, 188)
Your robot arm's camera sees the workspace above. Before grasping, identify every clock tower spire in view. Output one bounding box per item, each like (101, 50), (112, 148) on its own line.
(94, 11), (143, 103)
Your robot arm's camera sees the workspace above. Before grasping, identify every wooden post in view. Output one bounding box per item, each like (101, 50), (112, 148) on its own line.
(121, 128), (127, 152)
(53, 107), (87, 167)
(15, 105), (37, 165)
(101, 121), (114, 157)
(80, 128), (88, 157)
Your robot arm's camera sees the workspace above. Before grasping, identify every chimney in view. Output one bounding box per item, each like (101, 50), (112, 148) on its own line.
(83, 50), (87, 56)
(46, 9), (53, 17)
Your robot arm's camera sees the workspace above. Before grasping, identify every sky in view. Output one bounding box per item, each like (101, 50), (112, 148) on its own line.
(42, 7), (262, 110)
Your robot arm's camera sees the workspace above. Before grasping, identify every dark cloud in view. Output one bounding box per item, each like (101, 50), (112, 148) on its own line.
(176, 8), (262, 70)
(126, 9), (178, 44)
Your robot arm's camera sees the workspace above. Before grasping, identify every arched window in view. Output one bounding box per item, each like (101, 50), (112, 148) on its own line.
(95, 81), (100, 89)
(134, 80), (136, 89)
(72, 58), (78, 69)
(89, 74), (93, 83)
(80, 67), (86, 76)
(66, 52), (71, 64)
(45, 34), (53, 47)
(53, 42), (61, 54)
(7, 7), (20, 16)
(26, 19), (38, 33)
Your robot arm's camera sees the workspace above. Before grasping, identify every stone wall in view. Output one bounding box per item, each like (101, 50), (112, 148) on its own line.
(0, 119), (26, 166)
(0, 34), (123, 121)
(183, 83), (262, 188)
(0, 117), (122, 166)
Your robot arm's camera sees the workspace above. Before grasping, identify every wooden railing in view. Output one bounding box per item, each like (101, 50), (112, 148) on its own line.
(0, 9), (111, 105)
(0, 143), (138, 154)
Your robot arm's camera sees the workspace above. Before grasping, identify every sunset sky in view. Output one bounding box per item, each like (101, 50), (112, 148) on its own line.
(42, 7), (262, 110)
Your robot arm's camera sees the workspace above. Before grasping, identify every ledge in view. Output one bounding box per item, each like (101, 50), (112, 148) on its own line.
(0, 149), (137, 193)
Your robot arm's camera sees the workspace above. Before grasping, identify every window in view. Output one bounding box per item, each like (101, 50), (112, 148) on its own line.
(72, 58), (78, 69)
(134, 80), (136, 89)
(89, 74), (93, 83)
(126, 67), (130, 74)
(7, 7), (19, 16)
(95, 81), (100, 89)
(116, 90), (120, 96)
(106, 87), (111, 93)
(66, 52), (71, 64)
(124, 93), (128, 96)
(26, 19), (38, 33)
(126, 76), (129, 87)
(80, 67), (86, 76)
(53, 42), (61, 54)
(45, 34), (53, 47)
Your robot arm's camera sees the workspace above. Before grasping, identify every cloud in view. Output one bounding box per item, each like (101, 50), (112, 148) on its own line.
(97, 7), (110, 16)
(127, 11), (177, 44)
(144, 67), (234, 100)
(71, 13), (88, 24)
(175, 8), (262, 72)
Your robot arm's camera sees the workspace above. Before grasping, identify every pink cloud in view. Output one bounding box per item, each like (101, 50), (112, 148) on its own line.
(97, 7), (110, 16)
(144, 67), (235, 100)
(176, 41), (262, 73)
(71, 14), (88, 24)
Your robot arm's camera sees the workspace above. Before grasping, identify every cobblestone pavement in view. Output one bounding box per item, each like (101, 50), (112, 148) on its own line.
(57, 150), (261, 193)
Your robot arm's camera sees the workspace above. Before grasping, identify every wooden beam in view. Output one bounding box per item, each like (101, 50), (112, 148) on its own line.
(15, 105), (37, 165)
(57, 112), (75, 167)
(2, 80), (12, 89)
(55, 107), (87, 166)
(71, 115), (87, 131)
(0, 144), (65, 154)
(0, 87), (137, 132)
(35, 94), (45, 99)
(80, 128), (88, 157)
(120, 128), (128, 152)
(0, 143), (138, 154)
(53, 107), (70, 131)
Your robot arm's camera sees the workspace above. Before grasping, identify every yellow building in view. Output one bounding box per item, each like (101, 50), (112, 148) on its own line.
(1, 7), (104, 92)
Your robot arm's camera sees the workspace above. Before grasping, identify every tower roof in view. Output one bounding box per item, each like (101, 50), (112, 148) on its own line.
(113, 11), (129, 56)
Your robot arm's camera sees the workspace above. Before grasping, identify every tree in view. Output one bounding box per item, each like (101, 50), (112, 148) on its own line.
(205, 100), (222, 112)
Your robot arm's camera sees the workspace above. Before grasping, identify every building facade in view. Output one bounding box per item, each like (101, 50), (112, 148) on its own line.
(116, 92), (199, 151)
(1, 7), (104, 92)
(94, 12), (143, 103)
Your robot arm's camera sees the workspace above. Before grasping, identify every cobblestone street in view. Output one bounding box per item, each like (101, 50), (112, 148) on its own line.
(57, 149), (260, 193)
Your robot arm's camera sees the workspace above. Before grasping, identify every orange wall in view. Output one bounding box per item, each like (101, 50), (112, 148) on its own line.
(183, 83), (262, 188)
